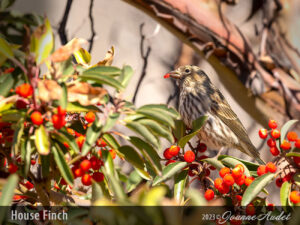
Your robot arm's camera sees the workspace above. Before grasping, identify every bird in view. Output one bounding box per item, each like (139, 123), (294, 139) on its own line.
(164, 65), (265, 165)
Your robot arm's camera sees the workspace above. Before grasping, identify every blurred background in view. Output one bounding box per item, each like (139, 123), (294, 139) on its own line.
(11, 0), (300, 204)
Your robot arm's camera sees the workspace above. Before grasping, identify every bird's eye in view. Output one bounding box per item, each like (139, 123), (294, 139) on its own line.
(185, 68), (191, 73)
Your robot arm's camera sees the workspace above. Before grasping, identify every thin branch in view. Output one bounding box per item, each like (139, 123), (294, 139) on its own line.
(58, 0), (73, 45)
(88, 0), (96, 52)
(132, 23), (152, 104)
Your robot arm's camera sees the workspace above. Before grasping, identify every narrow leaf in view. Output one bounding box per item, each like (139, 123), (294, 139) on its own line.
(137, 108), (175, 128)
(58, 83), (68, 109)
(202, 158), (224, 170)
(173, 120), (186, 141)
(35, 125), (50, 155)
(119, 65), (134, 88)
(80, 72), (123, 90)
(218, 155), (259, 171)
(102, 112), (119, 132)
(21, 140), (32, 176)
(54, 129), (80, 154)
(102, 133), (120, 150)
(280, 181), (291, 206)
(138, 104), (180, 119)
(174, 169), (188, 204)
(0, 37), (13, 59)
(82, 66), (121, 76)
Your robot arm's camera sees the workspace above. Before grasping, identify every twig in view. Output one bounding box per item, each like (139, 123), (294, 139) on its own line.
(88, 0), (96, 52)
(132, 23), (152, 104)
(58, 0), (73, 45)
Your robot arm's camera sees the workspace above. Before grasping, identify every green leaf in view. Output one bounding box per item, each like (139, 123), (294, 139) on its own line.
(126, 121), (159, 148)
(178, 116), (207, 148)
(73, 48), (91, 64)
(81, 116), (102, 156)
(0, 174), (18, 223)
(220, 157), (250, 177)
(0, 37), (13, 59)
(102, 112), (119, 132)
(40, 155), (50, 178)
(52, 129), (80, 154)
(174, 169), (188, 204)
(153, 161), (187, 186)
(21, 140), (32, 177)
(129, 136), (162, 174)
(35, 125), (50, 155)
(52, 143), (74, 186)
(286, 152), (300, 157)
(1, 109), (24, 122)
(91, 182), (103, 203)
(102, 133), (120, 150)
(280, 120), (298, 144)
(1, 0), (16, 10)
(137, 108), (175, 128)
(58, 83), (68, 109)
(80, 69), (124, 90)
(186, 189), (207, 206)
(66, 102), (99, 112)
(280, 181), (291, 206)
(12, 118), (24, 155)
(241, 173), (275, 206)
(0, 73), (14, 97)
(30, 18), (54, 64)
(141, 186), (167, 206)
(218, 155), (260, 171)
(126, 170), (143, 193)
(138, 104), (180, 119)
(138, 119), (174, 143)
(118, 146), (150, 180)
(173, 120), (186, 141)
(202, 158), (224, 170)
(119, 65), (134, 88)
(81, 66), (121, 76)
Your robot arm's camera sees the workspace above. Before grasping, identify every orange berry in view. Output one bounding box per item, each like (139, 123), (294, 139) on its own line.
(80, 159), (91, 172)
(219, 167), (230, 178)
(246, 203), (256, 216)
(267, 138), (276, 147)
(169, 145), (180, 156)
(245, 176), (254, 186)
(197, 143), (207, 152)
(295, 139), (300, 148)
(76, 136), (85, 149)
(218, 182), (230, 194)
(8, 163), (18, 173)
(266, 162), (277, 173)
(164, 73), (170, 78)
(16, 83), (33, 98)
(67, 128), (75, 136)
(232, 166), (243, 179)
(30, 111), (43, 125)
(92, 172), (104, 182)
(85, 111), (95, 123)
(184, 150), (195, 163)
(259, 128), (268, 139)
(287, 131), (298, 142)
(270, 146), (280, 156)
(235, 164), (245, 173)
(275, 178), (284, 188)
(96, 138), (107, 147)
(163, 148), (173, 159)
(268, 120), (277, 129)
(204, 189), (214, 201)
(257, 165), (267, 176)
(235, 174), (246, 186)
(57, 106), (66, 116)
(52, 114), (66, 129)
(280, 140), (291, 151)
(81, 174), (92, 186)
(109, 149), (117, 159)
(214, 178), (223, 190)
(289, 191), (300, 204)
(63, 142), (70, 149)
(165, 159), (176, 166)
(223, 174), (235, 186)
(271, 129), (280, 139)
(73, 167), (84, 178)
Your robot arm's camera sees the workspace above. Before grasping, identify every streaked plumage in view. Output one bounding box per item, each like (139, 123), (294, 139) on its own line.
(167, 65), (265, 165)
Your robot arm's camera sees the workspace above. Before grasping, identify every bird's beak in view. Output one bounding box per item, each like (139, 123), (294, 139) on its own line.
(164, 70), (180, 79)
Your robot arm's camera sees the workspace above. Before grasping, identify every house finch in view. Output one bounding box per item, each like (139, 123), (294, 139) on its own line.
(165, 65), (265, 165)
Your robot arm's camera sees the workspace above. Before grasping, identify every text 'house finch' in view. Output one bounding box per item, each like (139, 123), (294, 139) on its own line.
(165, 65), (265, 165)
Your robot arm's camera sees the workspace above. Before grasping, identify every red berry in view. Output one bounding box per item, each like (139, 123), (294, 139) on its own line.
(198, 155), (208, 160)
(267, 203), (274, 211)
(81, 174), (92, 186)
(280, 140), (291, 151)
(235, 195), (242, 203)
(290, 191), (300, 204)
(219, 167), (230, 178)
(197, 143), (207, 152)
(85, 111), (95, 123)
(295, 139), (300, 148)
(31, 159), (36, 165)
(165, 159), (176, 166)
(259, 128), (268, 139)
(271, 129), (280, 139)
(73, 167), (84, 178)
(80, 159), (91, 172)
(163, 148), (173, 159)
(90, 156), (102, 170)
(218, 182), (230, 194)
(164, 73), (170, 78)
(283, 172), (294, 182)
(267, 138), (276, 147)
(57, 106), (66, 116)
(270, 146), (280, 156)
(235, 174), (246, 186)
(266, 162), (277, 173)
(204, 189), (214, 201)
(235, 164), (245, 173)
(232, 166), (243, 179)
(246, 203), (256, 216)
(169, 145), (180, 157)
(287, 131), (298, 142)
(16, 99), (28, 109)
(230, 218), (242, 225)
(245, 176), (254, 186)
(52, 114), (66, 129)
(109, 149), (117, 159)
(30, 111), (43, 125)
(275, 178), (284, 188)
(16, 83), (33, 98)
(4, 67), (15, 73)
(257, 165), (267, 176)
(8, 163), (18, 173)
(60, 178), (67, 185)
(184, 150), (195, 163)
(92, 172), (104, 182)
(268, 120), (277, 129)
(293, 156), (300, 167)
(96, 138), (107, 147)
(63, 142), (70, 149)
(214, 178), (223, 190)
(24, 181), (34, 190)
(223, 174), (235, 186)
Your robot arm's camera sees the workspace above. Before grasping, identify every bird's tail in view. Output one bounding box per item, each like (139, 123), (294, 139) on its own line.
(241, 142), (266, 165)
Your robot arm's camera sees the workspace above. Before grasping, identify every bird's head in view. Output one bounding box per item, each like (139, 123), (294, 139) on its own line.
(164, 65), (210, 87)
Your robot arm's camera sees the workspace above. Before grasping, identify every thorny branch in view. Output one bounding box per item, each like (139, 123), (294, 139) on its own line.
(88, 0), (96, 52)
(132, 23), (152, 104)
(58, 0), (73, 45)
